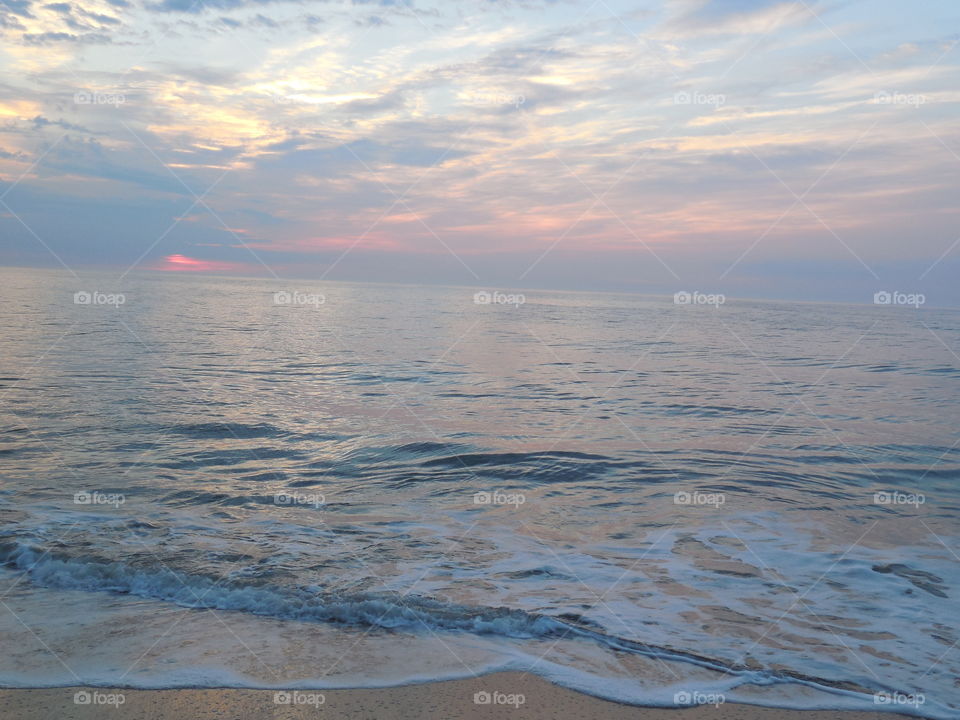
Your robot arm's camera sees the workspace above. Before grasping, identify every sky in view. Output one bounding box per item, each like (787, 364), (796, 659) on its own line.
(1, 0), (959, 303)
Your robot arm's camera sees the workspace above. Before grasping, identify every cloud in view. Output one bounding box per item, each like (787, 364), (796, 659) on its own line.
(686, 0), (789, 20)
(79, 8), (122, 24)
(1, 0), (958, 303)
(31, 115), (87, 131)
(36, 136), (196, 195)
(0, 14), (26, 28)
(340, 89), (406, 114)
(2, 0), (32, 17)
(665, 0), (812, 36)
(355, 14), (386, 27)
(351, 0), (411, 6)
(257, 137), (469, 177)
(146, 0), (306, 13)
(250, 12), (279, 27)
(22, 31), (113, 44)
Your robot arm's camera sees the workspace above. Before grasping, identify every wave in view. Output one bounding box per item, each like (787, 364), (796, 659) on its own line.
(0, 539), (918, 707)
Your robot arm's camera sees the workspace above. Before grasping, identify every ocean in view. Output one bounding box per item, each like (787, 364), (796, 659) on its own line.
(0, 267), (957, 717)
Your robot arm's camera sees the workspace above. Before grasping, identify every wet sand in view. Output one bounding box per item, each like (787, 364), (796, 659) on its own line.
(0, 672), (913, 719)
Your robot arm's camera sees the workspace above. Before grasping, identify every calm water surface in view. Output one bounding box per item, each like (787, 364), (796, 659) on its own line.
(0, 268), (957, 716)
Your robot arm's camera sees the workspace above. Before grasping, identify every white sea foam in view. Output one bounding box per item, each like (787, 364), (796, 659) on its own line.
(0, 537), (954, 718)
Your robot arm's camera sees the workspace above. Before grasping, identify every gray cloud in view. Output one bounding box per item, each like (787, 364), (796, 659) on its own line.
(3, 0), (32, 17)
(31, 115), (88, 131)
(0, 14), (26, 28)
(256, 137), (469, 178)
(22, 30), (113, 44)
(147, 0), (309, 14)
(36, 136), (195, 195)
(666, 0), (814, 34)
(79, 8), (122, 24)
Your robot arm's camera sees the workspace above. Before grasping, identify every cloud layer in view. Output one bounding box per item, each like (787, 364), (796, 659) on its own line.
(1, 0), (959, 302)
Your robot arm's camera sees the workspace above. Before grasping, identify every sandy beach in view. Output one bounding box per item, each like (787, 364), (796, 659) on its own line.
(0, 673), (916, 719)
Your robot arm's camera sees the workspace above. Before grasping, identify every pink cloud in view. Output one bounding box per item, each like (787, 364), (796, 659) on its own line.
(151, 254), (255, 273)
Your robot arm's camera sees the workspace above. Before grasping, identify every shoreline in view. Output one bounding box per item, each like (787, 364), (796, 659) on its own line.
(0, 672), (918, 719)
